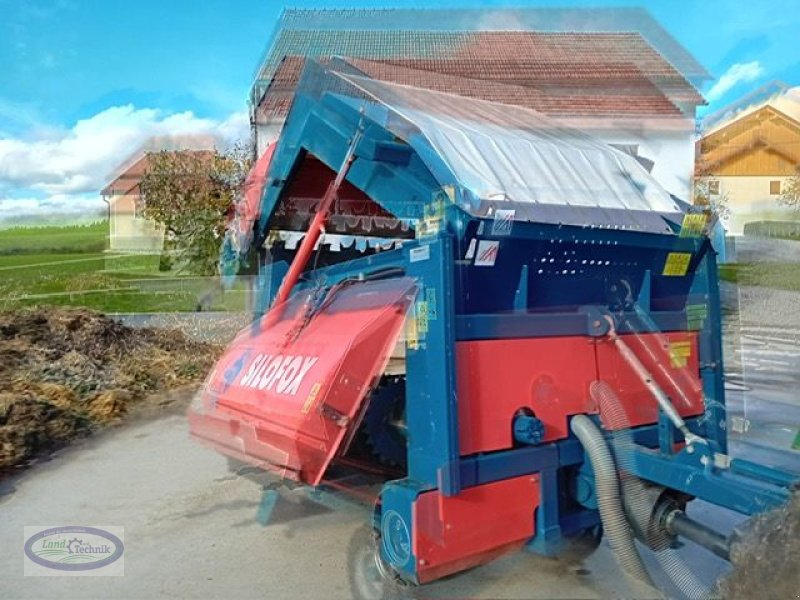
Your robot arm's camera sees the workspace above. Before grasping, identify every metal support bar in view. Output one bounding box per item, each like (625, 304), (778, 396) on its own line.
(730, 458), (800, 487)
(665, 510), (730, 561)
(455, 310), (691, 341)
(632, 446), (793, 515)
(701, 246), (728, 451)
(458, 444), (563, 488)
(527, 467), (563, 556)
(272, 127), (363, 306)
(405, 234), (460, 495)
(604, 316), (705, 449)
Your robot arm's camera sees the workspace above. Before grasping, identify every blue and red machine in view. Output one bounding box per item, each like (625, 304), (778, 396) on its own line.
(190, 62), (798, 594)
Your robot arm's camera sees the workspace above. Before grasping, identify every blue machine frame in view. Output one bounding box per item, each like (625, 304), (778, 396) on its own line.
(249, 80), (799, 581)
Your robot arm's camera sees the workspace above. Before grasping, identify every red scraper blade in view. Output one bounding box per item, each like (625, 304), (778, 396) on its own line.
(189, 276), (415, 485)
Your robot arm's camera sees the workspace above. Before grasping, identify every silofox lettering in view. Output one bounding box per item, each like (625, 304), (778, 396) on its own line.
(239, 354), (318, 395)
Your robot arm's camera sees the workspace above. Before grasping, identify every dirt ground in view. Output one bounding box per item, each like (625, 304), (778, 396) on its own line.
(0, 308), (220, 475)
(715, 492), (800, 599)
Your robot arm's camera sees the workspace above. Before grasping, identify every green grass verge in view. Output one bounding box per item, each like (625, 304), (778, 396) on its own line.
(0, 221), (107, 254)
(0, 253), (247, 312)
(719, 262), (800, 292)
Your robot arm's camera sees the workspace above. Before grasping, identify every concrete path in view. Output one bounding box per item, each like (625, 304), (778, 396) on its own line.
(1, 407), (661, 600)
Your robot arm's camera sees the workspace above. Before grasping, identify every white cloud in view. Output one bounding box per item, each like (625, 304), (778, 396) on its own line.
(706, 61), (765, 102)
(772, 86), (800, 121)
(0, 193), (101, 214)
(0, 193), (106, 225)
(0, 105), (250, 196)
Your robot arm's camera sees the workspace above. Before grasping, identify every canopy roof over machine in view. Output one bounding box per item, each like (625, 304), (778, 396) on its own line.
(285, 60), (689, 235)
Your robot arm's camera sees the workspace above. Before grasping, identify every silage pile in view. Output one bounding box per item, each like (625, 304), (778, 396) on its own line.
(715, 492), (800, 599)
(0, 308), (221, 474)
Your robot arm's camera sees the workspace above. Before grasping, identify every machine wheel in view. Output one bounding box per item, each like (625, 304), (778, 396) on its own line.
(561, 524), (603, 560)
(347, 525), (413, 600)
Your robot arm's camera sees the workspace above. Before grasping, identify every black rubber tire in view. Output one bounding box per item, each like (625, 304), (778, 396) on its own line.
(347, 525), (414, 600)
(561, 524), (604, 561)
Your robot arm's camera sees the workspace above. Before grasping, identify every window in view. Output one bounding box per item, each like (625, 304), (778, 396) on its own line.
(770, 180), (782, 195)
(133, 196), (147, 220)
(708, 180), (720, 195)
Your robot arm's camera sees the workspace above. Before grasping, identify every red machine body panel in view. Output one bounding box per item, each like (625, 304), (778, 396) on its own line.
(595, 331), (704, 428)
(189, 277), (416, 485)
(413, 475), (539, 583)
(456, 337), (599, 455)
(456, 332), (704, 454)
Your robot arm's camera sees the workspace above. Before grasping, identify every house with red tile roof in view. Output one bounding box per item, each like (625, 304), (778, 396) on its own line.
(250, 8), (709, 199)
(102, 137), (215, 253)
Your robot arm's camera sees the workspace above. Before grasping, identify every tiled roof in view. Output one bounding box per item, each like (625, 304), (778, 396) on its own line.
(102, 154), (151, 196)
(255, 30), (701, 122)
(264, 8), (710, 83)
(101, 150), (214, 196)
(344, 59), (683, 118)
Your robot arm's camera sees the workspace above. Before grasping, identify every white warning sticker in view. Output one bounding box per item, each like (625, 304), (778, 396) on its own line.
(474, 240), (499, 267)
(465, 238), (477, 260)
(410, 245), (430, 263)
(491, 209), (515, 236)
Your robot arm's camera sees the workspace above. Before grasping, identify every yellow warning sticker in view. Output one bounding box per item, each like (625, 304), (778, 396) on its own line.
(406, 316), (419, 351)
(406, 300), (430, 351)
(663, 252), (692, 276)
(416, 301), (429, 335)
(669, 341), (692, 368)
(679, 213), (708, 238)
(301, 382), (322, 414)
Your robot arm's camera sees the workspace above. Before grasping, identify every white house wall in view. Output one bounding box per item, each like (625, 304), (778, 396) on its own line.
(577, 124), (696, 200)
(109, 194), (165, 253)
(703, 175), (797, 235)
(256, 121), (284, 157)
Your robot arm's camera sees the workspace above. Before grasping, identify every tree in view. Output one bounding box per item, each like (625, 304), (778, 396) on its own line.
(779, 172), (800, 210)
(693, 178), (730, 223)
(140, 143), (252, 275)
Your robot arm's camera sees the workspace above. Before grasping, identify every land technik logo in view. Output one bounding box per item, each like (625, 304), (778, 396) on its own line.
(24, 526), (124, 576)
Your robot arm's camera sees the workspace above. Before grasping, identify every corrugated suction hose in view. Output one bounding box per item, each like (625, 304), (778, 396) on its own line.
(570, 414), (655, 587)
(590, 380), (710, 599)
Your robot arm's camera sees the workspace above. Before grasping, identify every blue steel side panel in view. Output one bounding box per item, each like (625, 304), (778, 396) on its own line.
(405, 234), (460, 496)
(453, 219), (704, 315)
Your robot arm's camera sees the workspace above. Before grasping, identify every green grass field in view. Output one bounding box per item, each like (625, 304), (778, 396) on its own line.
(719, 262), (800, 293)
(0, 221), (107, 254)
(10, 224), (797, 313)
(0, 222), (246, 313)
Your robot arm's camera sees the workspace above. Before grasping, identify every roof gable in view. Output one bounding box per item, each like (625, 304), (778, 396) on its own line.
(101, 150), (214, 196)
(697, 106), (800, 175)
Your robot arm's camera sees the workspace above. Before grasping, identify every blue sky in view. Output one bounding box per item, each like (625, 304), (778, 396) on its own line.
(1, 0), (798, 220)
